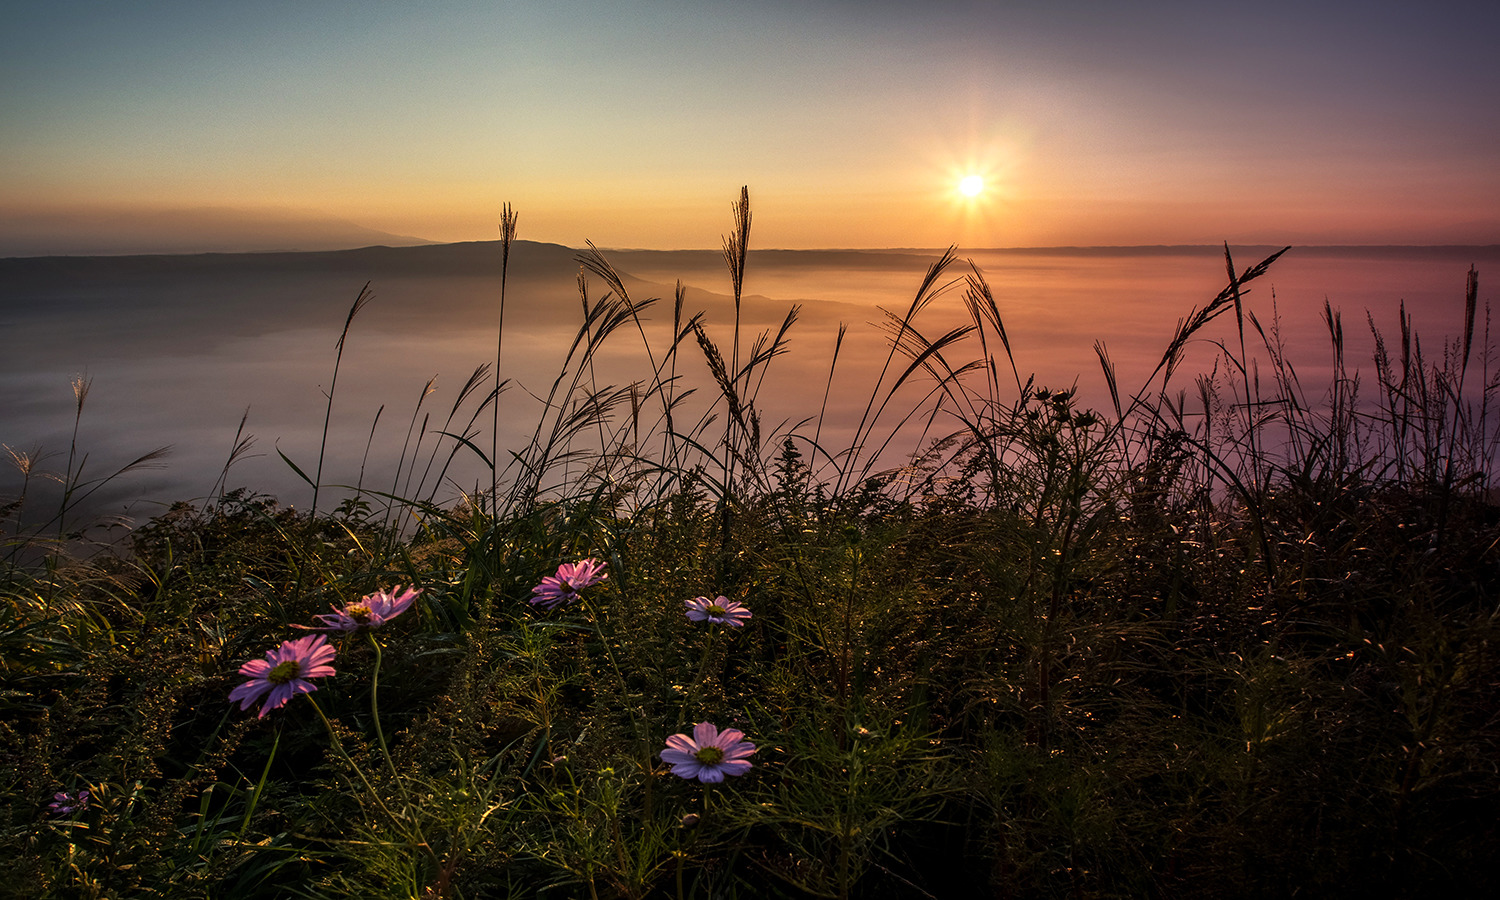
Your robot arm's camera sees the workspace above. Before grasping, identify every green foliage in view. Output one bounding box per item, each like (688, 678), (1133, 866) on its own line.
(4, 199), (1499, 896)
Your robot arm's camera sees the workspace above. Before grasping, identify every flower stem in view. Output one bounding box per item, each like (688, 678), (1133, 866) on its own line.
(581, 591), (649, 749)
(677, 628), (719, 729)
(237, 724), (280, 839)
(305, 693), (429, 857)
(366, 632), (414, 810)
(305, 695), (399, 825)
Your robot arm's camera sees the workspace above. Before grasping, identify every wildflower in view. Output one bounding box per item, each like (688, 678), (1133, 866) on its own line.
(47, 790), (89, 816)
(660, 722), (756, 783)
(229, 634), (337, 718)
(302, 585), (422, 631)
(684, 595), (751, 627)
(530, 558), (608, 610)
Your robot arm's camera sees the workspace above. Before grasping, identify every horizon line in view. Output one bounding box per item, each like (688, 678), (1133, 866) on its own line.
(6, 239), (1500, 263)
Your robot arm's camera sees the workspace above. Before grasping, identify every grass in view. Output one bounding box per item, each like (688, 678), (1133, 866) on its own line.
(2, 192), (1498, 898)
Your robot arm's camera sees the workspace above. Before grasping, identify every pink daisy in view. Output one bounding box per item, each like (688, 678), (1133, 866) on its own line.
(530, 558), (608, 610)
(229, 634), (337, 718)
(660, 722), (756, 783)
(684, 595), (752, 627)
(301, 585), (423, 631)
(47, 789), (90, 816)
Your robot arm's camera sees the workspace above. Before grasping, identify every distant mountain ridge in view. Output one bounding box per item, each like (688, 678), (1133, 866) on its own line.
(6, 235), (1498, 277)
(0, 206), (437, 258)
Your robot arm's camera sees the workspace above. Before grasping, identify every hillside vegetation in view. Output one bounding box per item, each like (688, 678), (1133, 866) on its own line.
(4, 194), (1497, 898)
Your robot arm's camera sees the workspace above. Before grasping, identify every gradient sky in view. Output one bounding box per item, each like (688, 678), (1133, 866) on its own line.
(3, 0), (1498, 251)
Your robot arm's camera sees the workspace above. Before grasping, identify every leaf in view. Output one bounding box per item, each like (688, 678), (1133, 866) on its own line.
(275, 444), (316, 488)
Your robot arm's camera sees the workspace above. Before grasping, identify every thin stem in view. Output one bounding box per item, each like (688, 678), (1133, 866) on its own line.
(838, 543), (862, 726)
(366, 632), (411, 808)
(580, 591), (650, 752)
(677, 627), (720, 730)
(493, 205), (518, 561)
(303, 693), (413, 844)
(237, 724), (280, 839)
(57, 374), (90, 540)
(313, 283), (373, 519)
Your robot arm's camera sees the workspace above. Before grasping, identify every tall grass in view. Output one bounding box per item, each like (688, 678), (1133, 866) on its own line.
(307, 283), (375, 520)
(2, 195), (1497, 898)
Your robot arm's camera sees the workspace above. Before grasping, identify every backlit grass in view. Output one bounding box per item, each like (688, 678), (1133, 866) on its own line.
(3, 193), (1497, 898)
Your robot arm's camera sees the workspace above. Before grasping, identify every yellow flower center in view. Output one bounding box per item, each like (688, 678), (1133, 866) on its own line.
(694, 746), (725, 764)
(267, 660), (301, 684)
(706, 604), (726, 616)
(346, 603), (373, 622)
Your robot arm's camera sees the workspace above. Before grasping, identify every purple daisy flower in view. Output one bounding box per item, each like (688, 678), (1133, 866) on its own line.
(229, 634), (337, 718)
(47, 789), (89, 816)
(530, 558), (608, 610)
(660, 722), (756, 784)
(684, 595), (752, 627)
(301, 585), (423, 631)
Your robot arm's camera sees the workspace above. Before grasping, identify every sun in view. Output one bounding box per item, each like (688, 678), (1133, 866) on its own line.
(958, 174), (985, 198)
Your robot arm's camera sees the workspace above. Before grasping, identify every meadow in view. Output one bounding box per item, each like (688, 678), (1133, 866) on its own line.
(3, 193), (1499, 898)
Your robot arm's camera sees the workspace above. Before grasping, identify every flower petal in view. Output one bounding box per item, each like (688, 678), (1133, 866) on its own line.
(663, 733), (698, 754)
(237, 658), (272, 677)
(696, 766), (726, 784)
(711, 726), (746, 747)
(722, 742), (757, 762)
(661, 747), (699, 766)
(671, 761), (705, 779)
(228, 680), (270, 709)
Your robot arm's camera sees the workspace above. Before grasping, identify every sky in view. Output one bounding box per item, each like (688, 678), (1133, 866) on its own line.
(3, 0), (1499, 252)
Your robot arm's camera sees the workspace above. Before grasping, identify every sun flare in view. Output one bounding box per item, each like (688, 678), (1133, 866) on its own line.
(958, 174), (985, 198)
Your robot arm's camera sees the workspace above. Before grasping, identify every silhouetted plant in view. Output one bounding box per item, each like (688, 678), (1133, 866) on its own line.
(5, 195), (1499, 898)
